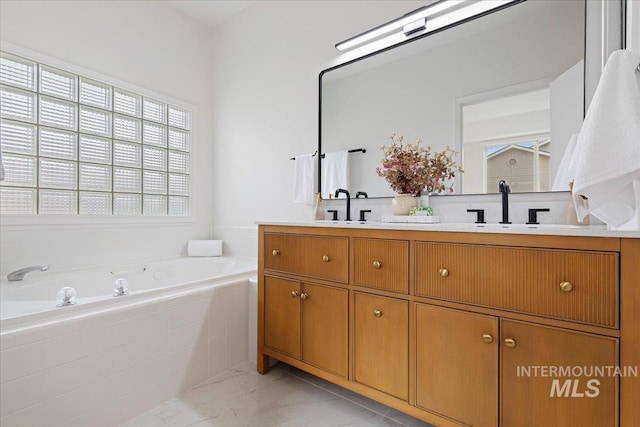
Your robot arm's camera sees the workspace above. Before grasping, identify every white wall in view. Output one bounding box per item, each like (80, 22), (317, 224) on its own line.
(0, 1), (214, 275)
(208, 1), (424, 257)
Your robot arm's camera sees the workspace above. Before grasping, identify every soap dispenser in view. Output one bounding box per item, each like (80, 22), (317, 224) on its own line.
(562, 181), (589, 225)
(314, 193), (325, 221)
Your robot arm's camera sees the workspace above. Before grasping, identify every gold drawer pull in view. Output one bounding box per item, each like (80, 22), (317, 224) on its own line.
(439, 268), (449, 278)
(272, 249), (280, 256)
(291, 291), (299, 298)
(373, 261), (382, 269)
(559, 281), (573, 292)
(504, 338), (517, 348)
(482, 334), (494, 344)
(322, 255), (331, 262)
(373, 309), (382, 317)
(300, 293), (309, 300)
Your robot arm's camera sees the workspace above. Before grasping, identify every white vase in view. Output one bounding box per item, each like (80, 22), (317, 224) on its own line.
(392, 194), (417, 215)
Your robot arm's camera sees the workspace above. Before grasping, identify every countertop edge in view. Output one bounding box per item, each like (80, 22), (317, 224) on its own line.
(254, 221), (640, 238)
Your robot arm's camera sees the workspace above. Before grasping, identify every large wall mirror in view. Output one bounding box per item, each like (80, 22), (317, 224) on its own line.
(319, 0), (624, 198)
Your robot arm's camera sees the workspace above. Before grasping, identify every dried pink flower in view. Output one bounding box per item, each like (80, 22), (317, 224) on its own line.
(376, 134), (463, 195)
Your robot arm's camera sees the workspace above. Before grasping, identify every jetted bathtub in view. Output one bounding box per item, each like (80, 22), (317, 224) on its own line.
(0, 256), (256, 427)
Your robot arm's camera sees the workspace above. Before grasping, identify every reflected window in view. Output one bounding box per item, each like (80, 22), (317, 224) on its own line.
(485, 138), (550, 193)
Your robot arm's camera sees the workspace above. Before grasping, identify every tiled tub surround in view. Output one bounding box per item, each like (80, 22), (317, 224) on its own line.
(0, 259), (256, 427)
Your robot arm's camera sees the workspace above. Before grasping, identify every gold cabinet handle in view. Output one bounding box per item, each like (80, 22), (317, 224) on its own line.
(322, 255), (331, 262)
(373, 309), (382, 317)
(439, 268), (449, 278)
(482, 334), (494, 344)
(272, 249), (280, 256)
(504, 338), (517, 348)
(559, 281), (573, 292)
(372, 261), (382, 269)
(291, 291), (299, 298)
(300, 293), (309, 300)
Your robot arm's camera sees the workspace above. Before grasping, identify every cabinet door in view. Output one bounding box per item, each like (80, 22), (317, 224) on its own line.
(354, 292), (408, 400)
(501, 320), (618, 427)
(264, 276), (300, 358)
(301, 282), (349, 378)
(415, 304), (498, 426)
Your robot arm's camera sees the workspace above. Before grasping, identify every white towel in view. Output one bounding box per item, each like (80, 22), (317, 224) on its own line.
(572, 50), (640, 230)
(552, 133), (579, 191)
(293, 153), (315, 205)
(321, 151), (349, 199)
(187, 240), (223, 257)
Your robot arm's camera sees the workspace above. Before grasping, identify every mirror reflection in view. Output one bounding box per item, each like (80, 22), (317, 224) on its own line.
(320, 0), (585, 198)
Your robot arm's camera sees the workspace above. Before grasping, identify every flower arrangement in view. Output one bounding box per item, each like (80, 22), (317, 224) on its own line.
(375, 134), (462, 195)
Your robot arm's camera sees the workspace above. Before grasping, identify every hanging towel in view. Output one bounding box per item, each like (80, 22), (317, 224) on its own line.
(293, 153), (315, 204)
(322, 151), (349, 199)
(552, 133), (579, 191)
(572, 50), (640, 230)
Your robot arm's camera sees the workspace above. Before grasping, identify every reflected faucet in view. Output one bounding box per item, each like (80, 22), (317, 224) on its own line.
(355, 191), (368, 199)
(499, 180), (511, 224)
(334, 188), (351, 221)
(8, 265), (49, 282)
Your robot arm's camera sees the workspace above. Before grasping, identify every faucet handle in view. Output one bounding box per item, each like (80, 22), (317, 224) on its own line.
(327, 210), (339, 221)
(359, 209), (372, 222)
(467, 209), (486, 224)
(527, 208), (550, 225)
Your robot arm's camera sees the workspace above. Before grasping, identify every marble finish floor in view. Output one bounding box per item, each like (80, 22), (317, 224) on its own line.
(119, 362), (433, 427)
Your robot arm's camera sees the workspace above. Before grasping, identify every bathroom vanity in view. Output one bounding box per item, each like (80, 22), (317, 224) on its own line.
(256, 223), (639, 427)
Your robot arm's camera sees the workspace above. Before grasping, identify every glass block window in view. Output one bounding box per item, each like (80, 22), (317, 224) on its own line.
(0, 50), (191, 216)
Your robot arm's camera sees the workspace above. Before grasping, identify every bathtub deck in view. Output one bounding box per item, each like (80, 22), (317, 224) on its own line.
(118, 362), (431, 427)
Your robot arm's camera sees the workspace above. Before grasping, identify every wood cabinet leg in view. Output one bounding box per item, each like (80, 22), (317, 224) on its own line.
(257, 353), (270, 374)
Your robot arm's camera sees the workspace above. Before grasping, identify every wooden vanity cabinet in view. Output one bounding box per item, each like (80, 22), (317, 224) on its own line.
(263, 276), (348, 378)
(258, 225), (639, 427)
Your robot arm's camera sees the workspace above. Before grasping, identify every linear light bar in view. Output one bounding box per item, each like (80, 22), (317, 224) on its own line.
(335, 0), (520, 52)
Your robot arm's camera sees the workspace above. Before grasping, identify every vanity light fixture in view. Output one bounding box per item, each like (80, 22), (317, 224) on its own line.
(335, 0), (522, 52)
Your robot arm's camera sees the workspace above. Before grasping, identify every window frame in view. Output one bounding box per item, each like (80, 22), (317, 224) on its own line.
(0, 42), (197, 226)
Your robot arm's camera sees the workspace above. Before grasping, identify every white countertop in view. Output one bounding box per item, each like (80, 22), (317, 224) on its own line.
(257, 220), (640, 238)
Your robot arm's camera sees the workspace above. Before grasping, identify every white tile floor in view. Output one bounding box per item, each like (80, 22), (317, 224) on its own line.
(119, 362), (434, 427)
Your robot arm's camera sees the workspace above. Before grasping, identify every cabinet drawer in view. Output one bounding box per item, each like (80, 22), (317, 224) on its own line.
(415, 243), (618, 328)
(354, 238), (409, 293)
(264, 233), (348, 283)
